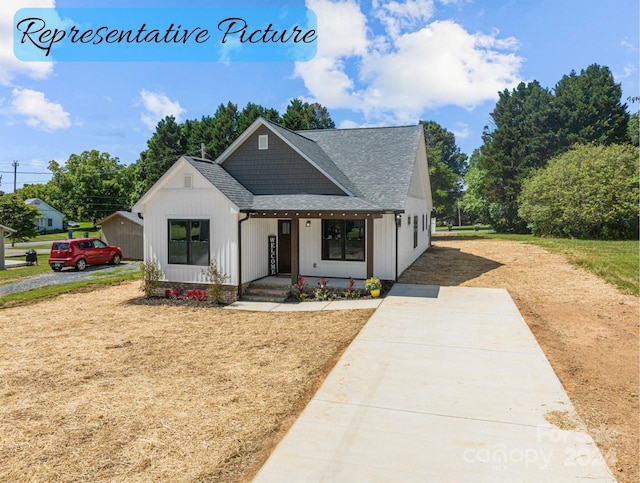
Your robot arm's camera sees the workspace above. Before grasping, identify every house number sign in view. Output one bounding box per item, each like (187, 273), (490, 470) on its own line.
(268, 235), (277, 276)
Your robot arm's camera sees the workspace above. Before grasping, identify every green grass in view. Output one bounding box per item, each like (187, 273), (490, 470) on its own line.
(436, 233), (639, 296)
(0, 265), (141, 307)
(0, 254), (52, 284)
(29, 223), (100, 242)
(435, 224), (492, 232)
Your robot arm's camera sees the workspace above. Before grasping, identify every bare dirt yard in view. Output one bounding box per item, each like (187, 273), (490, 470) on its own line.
(0, 288), (373, 482)
(400, 236), (639, 482)
(1, 236), (637, 482)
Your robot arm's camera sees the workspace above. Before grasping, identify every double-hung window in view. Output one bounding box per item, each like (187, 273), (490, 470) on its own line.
(322, 219), (365, 261)
(168, 219), (210, 265)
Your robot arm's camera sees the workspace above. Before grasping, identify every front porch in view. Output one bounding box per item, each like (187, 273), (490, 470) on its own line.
(241, 276), (377, 303)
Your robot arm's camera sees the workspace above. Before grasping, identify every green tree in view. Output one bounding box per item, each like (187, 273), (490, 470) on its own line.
(131, 116), (187, 202)
(460, 149), (491, 223)
(421, 121), (467, 218)
(237, 102), (281, 133)
(554, 64), (630, 147)
(0, 194), (39, 246)
(281, 98), (335, 130)
(518, 144), (639, 239)
(14, 183), (54, 204)
(628, 111), (639, 147)
(478, 81), (559, 231)
(49, 150), (133, 224)
(206, 102), (240, 160)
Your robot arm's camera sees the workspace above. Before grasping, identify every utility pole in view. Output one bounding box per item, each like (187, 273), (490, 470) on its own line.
(12, 160), (18, 193)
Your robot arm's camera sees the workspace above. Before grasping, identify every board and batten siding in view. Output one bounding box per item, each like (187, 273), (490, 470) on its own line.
(241, 218), (277, 284)
(297, 215), (396, 281)
(222, 125), (344, 195)
(141, 163), (239, 285)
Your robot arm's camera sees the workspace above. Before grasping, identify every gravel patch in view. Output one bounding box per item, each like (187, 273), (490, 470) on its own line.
(0, 263), (140, 295)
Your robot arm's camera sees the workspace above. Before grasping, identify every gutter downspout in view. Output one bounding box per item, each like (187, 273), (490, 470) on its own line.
(237, 213), (251, 299)
(395, 212), (399, 282)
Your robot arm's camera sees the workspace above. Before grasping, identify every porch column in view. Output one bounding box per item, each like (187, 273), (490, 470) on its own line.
(366, 218), (374, 279)
(290, 218), (300, 285)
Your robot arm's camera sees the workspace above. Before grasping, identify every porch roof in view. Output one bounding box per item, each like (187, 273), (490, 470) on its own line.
(249, 194), (384, 213)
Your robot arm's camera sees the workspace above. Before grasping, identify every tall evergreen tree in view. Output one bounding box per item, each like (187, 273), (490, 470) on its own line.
(131, 116), (186, 202)
(282, 98), (335, 130)
(553, 64), (630, 147)
(476, 81), (559, 232)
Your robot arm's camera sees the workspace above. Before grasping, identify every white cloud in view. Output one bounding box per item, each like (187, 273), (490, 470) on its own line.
(0, 0), (56, 85)
(11, 87), (70, 131)
(138, 89), (186, 130)
(298, 0), (523, 123)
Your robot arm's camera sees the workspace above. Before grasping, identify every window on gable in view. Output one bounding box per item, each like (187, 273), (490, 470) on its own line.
(184, 174), (193, 188)
(258, 134), (268, 150)
(322, 219), (365, 261)
(168, 219), (210, 265)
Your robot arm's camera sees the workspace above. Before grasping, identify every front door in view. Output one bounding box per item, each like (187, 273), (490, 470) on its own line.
(278, 220), (291, 274)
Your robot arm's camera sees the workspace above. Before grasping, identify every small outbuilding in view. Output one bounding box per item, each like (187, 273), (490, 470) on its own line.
(0, 224), (17, 270)
(97, 211), (143, 260)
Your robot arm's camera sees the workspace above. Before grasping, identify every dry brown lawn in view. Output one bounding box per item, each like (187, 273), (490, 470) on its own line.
(401, 236), (639, 483)
(0, 287), (373, 482)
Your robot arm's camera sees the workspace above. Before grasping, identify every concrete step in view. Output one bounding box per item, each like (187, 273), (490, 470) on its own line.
(242, 282), (291, 303)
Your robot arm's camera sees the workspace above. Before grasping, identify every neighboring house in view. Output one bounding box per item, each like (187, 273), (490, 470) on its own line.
(0, 224), (17, 270)
(25, 198), (64, 233)
(132, 118), (433, 299)
(97, 211), (144, 260)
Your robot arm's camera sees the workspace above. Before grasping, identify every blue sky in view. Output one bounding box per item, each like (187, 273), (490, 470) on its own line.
(1, 0), (638, 193)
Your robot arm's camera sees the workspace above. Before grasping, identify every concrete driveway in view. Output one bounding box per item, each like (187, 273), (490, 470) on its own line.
(254, 284), (615, 481)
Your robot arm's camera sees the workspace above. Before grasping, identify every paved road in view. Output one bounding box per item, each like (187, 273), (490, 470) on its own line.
(0, 262), (139, 296)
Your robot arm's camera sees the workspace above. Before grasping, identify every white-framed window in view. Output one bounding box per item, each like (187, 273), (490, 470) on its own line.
(183, 174), (193, 188)
(258, 134), (268, 150)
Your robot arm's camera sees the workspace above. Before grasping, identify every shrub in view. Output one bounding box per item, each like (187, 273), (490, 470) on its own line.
(519, 144), (639, 239)
(291, 275), (311, 301)
(140, 259), (164, 298)
(202, 258), (229, 304)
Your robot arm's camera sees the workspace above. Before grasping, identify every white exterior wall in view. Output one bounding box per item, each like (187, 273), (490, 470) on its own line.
(296, 215), (397, 281)
(396, 135), (433, 276)
(372, 214), (397, 280)
(140, 162), (239, 285)
(241, 218), (278, 283)
(299, 218), (367, 279)
(397, 196), (430, 275)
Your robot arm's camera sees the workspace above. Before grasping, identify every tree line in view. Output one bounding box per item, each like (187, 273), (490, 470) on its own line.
(461, 63), (638, 239)
(2, 63), (636, 243)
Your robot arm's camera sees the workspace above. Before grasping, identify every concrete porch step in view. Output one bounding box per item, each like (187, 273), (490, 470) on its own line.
(242, 282), (291, 303)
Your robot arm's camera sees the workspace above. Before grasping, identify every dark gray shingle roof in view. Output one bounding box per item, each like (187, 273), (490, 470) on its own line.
(299, 125), (423, 212)
(184, 156), (253, 209)
(184, 122), (424, 213)
(251, 195), (382, 212)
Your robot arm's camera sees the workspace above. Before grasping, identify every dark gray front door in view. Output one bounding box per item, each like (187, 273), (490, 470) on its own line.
(278, 220), (291, 274)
